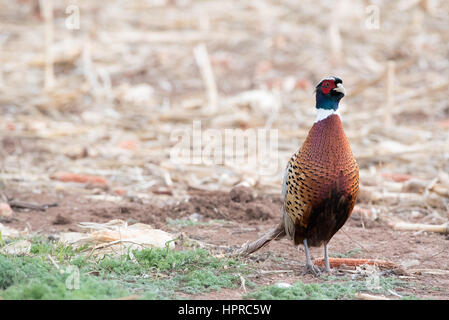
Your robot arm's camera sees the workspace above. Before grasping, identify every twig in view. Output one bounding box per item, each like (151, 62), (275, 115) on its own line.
(393, 222), (449, 234)
(92, 239), (145, 251)
(239, 274), (247, 294)
(388, 289), (403, 298)
(258, 269), (294, 274)
(408, 268), (449, 275)
(50, 172), (108, 185)
(47, 254), (61, 271)
(355, 292), (390, 300)
(8, 200), (58, 211)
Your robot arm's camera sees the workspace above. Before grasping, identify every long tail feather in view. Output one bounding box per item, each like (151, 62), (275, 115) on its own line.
(237, 222), (285, 255)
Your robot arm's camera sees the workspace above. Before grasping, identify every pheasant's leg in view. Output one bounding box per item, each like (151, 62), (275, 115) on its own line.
(324, 243), (331, 272)
(302, 239), (320, 276)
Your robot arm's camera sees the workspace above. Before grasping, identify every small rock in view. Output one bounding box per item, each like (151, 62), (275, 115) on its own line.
(85, 182), (109, 192)
(119, 206), (131, 214)
(0, 223), (20, 238)
(410, 210), (422, 219)
(392, 267), (410, 276)
(53, 214), (72, 225)
(402, 179), (426, 193)
(426, 193), (446, 209)
(0, 203), (13, 218)
(245, 203), (272, 220)
(230, 186), (254, 203)
(275, 282), (292, 288)
(189, 213), (203, 222)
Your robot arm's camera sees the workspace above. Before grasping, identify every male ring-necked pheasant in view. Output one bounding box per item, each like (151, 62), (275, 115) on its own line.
(241, 77), (359, 275)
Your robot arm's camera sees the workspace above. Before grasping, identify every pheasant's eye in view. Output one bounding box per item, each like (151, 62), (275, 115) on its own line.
(322, 81), (329, 87)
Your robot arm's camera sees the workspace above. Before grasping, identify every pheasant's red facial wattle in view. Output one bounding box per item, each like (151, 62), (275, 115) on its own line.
(320, 80), (336, 95)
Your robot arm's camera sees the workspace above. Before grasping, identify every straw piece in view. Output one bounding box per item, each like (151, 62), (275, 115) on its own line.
(393, 222), (449, 234)
(194, 43), (218, 113)
(355, 293), (390, 300)
(385, 61), (395, 126)
(50, 172), (108, 185)
(41, 0), (55, 90)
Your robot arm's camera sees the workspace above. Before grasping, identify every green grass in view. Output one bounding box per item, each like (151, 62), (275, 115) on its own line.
(0, 254), (130, 299)
(0, 238), (420, 300)
(0, 238), (248, 300)
(0, 231), (5, 247)
(245, 276), (413, 300)
(166, 218), (228, 227)
(93, 246), (247, 296)
(29, 236), (89, 262)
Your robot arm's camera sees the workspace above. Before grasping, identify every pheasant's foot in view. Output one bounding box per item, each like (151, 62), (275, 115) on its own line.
(323, 265), (332, 273)
(323, 260), (332, 273)
(303, 263), (321, 276)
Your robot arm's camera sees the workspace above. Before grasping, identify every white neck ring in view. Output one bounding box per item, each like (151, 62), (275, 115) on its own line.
(315, 108), (340, 123)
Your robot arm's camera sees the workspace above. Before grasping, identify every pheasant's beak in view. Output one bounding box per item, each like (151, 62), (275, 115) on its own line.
(332, 83), (346, 95)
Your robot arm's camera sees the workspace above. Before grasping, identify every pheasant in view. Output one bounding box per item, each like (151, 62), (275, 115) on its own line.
(241, 77), (359, 275)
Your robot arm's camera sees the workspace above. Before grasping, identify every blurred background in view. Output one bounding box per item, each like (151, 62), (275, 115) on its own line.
(0, 0), (448, 217)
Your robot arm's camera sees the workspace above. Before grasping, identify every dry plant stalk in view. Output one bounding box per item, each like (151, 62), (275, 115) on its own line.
(393, 222), (449, 234)
(328, 1), (344, 67)
(194, 43), (218, 113)
(408, 269), (449, 275)
(50, 172), (108, 185)
(355, 292), (390, 300)
(313, 257), (398, 269)
(385, 61), (395, 126)
(41, 0), (55, 90)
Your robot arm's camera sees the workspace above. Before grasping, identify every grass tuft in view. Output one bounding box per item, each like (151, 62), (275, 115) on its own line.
(0, 238), (248, 299)
(246, 277), (412, 300)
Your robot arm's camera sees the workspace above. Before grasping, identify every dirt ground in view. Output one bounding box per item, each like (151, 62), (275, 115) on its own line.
(3, 186), (448, 299)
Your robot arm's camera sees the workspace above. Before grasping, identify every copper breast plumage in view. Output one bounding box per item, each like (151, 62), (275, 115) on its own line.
(283, 114), (359, 246)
